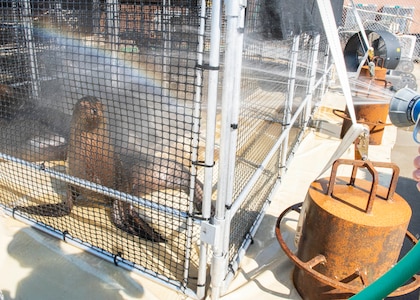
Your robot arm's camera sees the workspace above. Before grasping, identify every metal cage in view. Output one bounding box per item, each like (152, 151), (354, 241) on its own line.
(0, 0), (332, 298)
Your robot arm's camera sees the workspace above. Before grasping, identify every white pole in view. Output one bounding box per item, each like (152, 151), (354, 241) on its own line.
(280, 35), (300, 176)
(317, 0), (357, 124)
(304, 34), (320, 125)
(196, 0), (222, 297)
(21, 0), (39, 99)
(320, 44), (331, 98)
(210, 0), (245, 298)
(188, 0), (208, 297)
(106, 0), (120, 50)
(220, 1), (246, 295)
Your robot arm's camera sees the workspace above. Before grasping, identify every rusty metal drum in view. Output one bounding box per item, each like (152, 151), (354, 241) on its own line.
(338, 102), (390, 145)
(277, 159), (417, 299)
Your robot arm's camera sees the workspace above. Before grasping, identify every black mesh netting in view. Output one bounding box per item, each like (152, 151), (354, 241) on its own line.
(0, 0), (203, 289)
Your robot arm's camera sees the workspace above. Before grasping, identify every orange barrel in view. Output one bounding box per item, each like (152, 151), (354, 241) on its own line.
(339, 102), (390, 145)
(293, 159), (412, 299)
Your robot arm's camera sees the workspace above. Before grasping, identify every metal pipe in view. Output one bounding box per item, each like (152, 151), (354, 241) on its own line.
(320, 44), (331, 99)
(0, 205), (199, 299)
(196, 0), (222, 296)
(316, 0), (357, 124)
(220, 2), (246, 294)
(0, 153), (190, 220)
(304, 34), (320, 125)
(222, 180), (279, 291)
(349, 0), (370, 51)
(21, 0), (39, 99)
(223, 69), (329, 286)
(187, 0), (207, 294)
(229, 73), (327, 217)
(210, 0), (244, 298)
(92, 0), (101, 36)
(162, 0), (171, 81)
(106, 0), (120, 50)
(280, 35), (300, 177)
(230, 92), (311, 216)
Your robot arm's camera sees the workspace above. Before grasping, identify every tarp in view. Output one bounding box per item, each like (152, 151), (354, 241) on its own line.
(260, 0), (344, 39)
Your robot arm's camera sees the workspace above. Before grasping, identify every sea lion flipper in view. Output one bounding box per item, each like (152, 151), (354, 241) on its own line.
(16, 203), (72, 217)
(16, 186), (74, 217)
(111, 200), (166, 243)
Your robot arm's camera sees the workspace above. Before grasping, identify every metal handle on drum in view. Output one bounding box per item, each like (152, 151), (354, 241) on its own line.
(275, 203), (420, 297)
(327, 159), (400, 214)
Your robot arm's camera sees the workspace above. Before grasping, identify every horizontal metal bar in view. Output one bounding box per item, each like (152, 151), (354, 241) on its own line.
(230, 93), (311, 216)
(0, 153), (192, 220)
(0, 205), (199, 299)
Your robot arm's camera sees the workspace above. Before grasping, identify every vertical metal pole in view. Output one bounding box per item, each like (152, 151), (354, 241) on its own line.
(106, 0), (119, 51)
(92, 0), (101, 36)
(317, 0), (357, 124)
(320, 44), (330, 98)
(304, 34), (320, 125)
(220, 2), (246, 296)
(196, 0), (222, 297)
(186, 0), (206, 294)
(279, 34), (300, 176)
(210, 0), (246, 299)
(162, 0), (171, 83)
(21, 0), (39, 99)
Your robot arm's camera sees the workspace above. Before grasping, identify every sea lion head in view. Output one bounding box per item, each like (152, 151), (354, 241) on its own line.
(73, 96), (105, 131)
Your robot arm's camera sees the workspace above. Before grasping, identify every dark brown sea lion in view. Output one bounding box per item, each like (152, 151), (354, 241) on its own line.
(16, 96), (206, 241)
(118, 153), (204, 213)
(16, 96), (165, 242)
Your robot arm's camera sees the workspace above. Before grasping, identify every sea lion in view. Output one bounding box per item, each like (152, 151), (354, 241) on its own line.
(16, 96), (165, 242)
(119, 153), (204, 213)
(16, 96), (207, 242)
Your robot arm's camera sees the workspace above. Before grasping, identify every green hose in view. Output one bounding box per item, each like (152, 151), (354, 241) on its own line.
(350, 243), (420, 299)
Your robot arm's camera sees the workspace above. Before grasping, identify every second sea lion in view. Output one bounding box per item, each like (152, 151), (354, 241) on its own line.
(119, 153), (205, 213)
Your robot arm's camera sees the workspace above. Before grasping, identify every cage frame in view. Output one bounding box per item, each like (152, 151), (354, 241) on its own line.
(0, 0), (335, 299)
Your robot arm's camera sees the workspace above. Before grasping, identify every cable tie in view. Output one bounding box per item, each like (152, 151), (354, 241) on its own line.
(291, 202), (302, 213)
(113, 251), (122, 266)
(189, 213), (211, 221)
(196, 63), (219, 71)
(228, 263), (235, 274)
(231, 123), (238, 130)
(62, 230), (69, 242)
(225, 204), (232, 210)
(192, 160), (215, 168)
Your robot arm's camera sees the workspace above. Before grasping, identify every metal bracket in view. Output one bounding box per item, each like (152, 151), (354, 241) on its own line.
(355, 125), (370, 160)
(200, 221), (221, 246)
(239, 0), (247, 7)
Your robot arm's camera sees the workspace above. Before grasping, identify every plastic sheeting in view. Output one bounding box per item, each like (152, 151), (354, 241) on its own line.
(259, 0), (344, 39)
